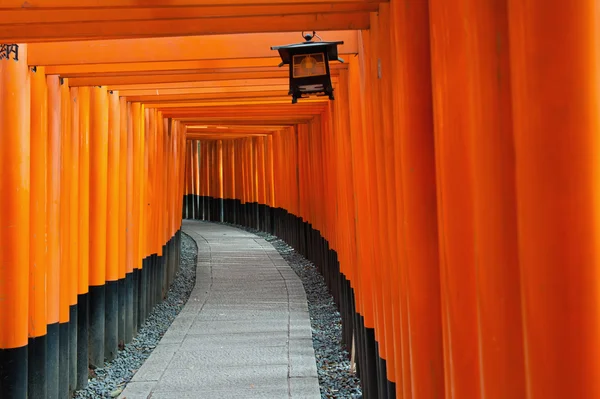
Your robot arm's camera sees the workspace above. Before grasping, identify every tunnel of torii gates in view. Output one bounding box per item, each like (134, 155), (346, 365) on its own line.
(0, 1), (598, 399)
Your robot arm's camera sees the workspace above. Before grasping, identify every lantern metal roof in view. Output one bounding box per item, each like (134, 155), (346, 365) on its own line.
(271, 38), (344, 65)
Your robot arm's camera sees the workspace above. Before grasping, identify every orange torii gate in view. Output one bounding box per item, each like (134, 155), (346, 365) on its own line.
(1, 1), (600, 399)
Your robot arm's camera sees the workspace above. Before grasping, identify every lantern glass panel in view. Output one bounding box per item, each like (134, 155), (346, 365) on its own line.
(292, 53), (327, 78)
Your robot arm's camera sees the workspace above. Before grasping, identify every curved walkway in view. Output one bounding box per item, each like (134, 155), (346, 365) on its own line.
(120, 220), (321, 399)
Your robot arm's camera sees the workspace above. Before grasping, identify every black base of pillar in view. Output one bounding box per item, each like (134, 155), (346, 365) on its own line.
(0, 344), (27, 399)
(88, 284), (105, 368)
(365, 328), (379, 399)
(58, 321), (70, 398)
(118, 277), (126, 345)
(47, 322), (60, 397)
(76, 293), (89, 390)
(125, 273), (134, 343)
(28, 335), (47, 398)
(69, 304), (78, 394)
(132, 268), (140, 336)
(105, 280), (119, 362)
(139, 260), (148, 326)
(147, 256), (154, 314)
(376, 346), (389, 399)
(160, 248), (167, 301)
(388, 380), (397, 399)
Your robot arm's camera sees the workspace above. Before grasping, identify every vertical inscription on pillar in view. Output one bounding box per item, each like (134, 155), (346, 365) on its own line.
(0, 44), (19, 61)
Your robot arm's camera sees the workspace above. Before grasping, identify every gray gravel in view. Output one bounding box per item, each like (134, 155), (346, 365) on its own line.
(225, 222), (363, 399)
(73, 233), (198, 399)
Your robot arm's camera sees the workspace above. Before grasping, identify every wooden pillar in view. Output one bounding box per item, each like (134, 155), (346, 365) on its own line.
(88, 86), (109, 368)
(58, 77), (72, 399)
(0, 42), (30, 399)
(76, 86), (90, 390)
(46, 74), (61, 398)
(105, 90), (120, 362)
(508, 1), (600, 398)
(131, 102), (141, 334)
(29, 63), (47, 399)
(68, 85), (79, 395)
(118, 97), (129, 345)
(388, 1), (445, 398)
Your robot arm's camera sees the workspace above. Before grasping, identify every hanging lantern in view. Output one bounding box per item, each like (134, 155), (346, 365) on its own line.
(271, 32), (344, 104)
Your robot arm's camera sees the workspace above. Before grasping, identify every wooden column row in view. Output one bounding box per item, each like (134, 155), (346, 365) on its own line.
(0, 47), (186, 397)
(185, 1), (600, 398)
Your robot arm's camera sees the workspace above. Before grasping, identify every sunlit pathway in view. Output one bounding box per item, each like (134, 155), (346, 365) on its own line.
(120, 220), (321, 399)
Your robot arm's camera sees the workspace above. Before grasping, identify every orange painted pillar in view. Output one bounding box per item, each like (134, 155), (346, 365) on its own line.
(332, 69), (360, 384)
(388, 1), (445, 398)
(46, 74), (61, 397)
(358, 29), (385, 399)
(58, 77), (72, 398)
(508, 2), (600, 398)
(130, 102), (140, 333)
(29, 64), (47, 398)
(440, 1), (526, 398)
(429, 1), (528, 397)
(193, 140), (200, 219)
(348, 53), (378, 399)
(429, 3), (481, 398)
(0, 42), (30, 399)
(76, 86), (90, 390)
(217, 139), (224, 222)
(371, 8), (402, 394)
(68, 85), (80, 394)
(119, 98), (132, 344)
(139, 106), (150, 320)
(184, 140), (192, 219)
(131, 102), (144, 330)
(89, 86), (109, 368)
(105, 90), (120, 362)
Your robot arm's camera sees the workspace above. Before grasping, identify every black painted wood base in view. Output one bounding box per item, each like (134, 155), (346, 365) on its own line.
(28, 334), (46, 398)
(69, 304), (78, 394)
(58, 321), (69, 398)
(139, 259), (148, 326)
(105, 280), (119, 362)
(47, 322), (60, 398)
(76, 293), (89, 390)
(125, 273), (134, 344)
(0, 344), (27, 399)
(118, 277), (126, 345)
(88, 284), (105, 368)
(132, 268), (140, 336)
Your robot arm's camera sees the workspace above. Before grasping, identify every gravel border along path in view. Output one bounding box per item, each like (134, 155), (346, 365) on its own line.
(74, 233), (198, 399)
(225, 222), (363, 399)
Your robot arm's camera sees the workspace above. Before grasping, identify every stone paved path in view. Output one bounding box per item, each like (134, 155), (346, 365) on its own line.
(120, 220), (321, 399)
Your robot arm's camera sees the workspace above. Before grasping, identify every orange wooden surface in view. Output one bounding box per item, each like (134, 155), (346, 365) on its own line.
(119, 97), (128, 279)
(77, 86), (91, 295)
(28, 31), (357, 66)
(0, 43), (30, 349)
(59, 78), (72, 323)
(3, 3), (377, 24)
(508, 1), (600, 398)
(69, 86), (80, 305)
(46, 75), (61, 324)
(389, 1), (445, 398)
(29, 65), (48, 338)
(131, 102), (142, 269)
(107, 91), (121, 282)
(89, 86), (109, 287)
